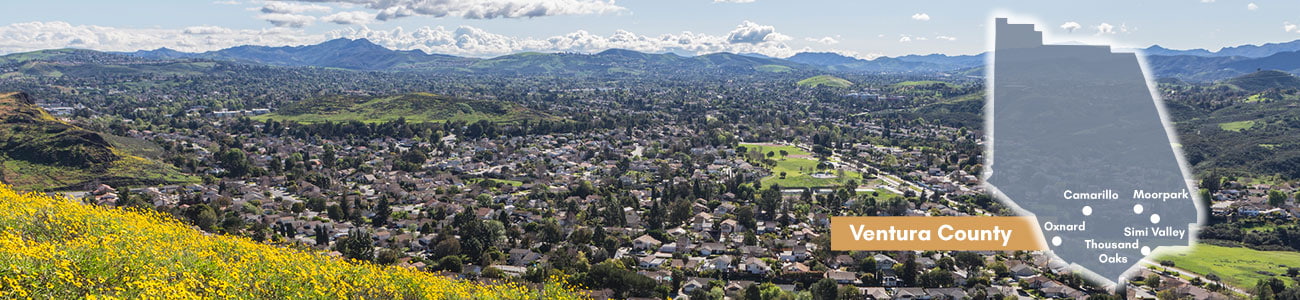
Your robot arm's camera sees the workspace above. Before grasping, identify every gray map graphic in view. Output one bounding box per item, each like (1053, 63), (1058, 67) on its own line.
(985, 18), (1201, 284)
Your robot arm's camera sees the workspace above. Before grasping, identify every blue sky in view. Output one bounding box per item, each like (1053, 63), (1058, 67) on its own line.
(1, 0), (1297, 58)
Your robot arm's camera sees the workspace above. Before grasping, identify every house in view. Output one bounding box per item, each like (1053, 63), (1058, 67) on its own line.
(741, 257), (771, 275)
(638, 255), (667, 269)
(633, 234), (662, 251)
(700, 255), (733, 272)
(693, 212), (715, 231)
(757, 221), (780, 234)
(826, 270), (860, 285)
(724, 280), (755, 297)
(874, 254), (899, 270)
(658, 242), (679, 254)
(682, 277), (710, 293)
(1041, 282), (1085, 298)
(862, 287), (892, 300)
(881, 269), (901, 287)
(720, 219), (742, 234)
(507, 248), (542, 266)
(1009, 262), (1037, 278)
(698, 243), (727, 256)
(829, 254), (855, 269)
(783, 262), (811, 273)
(893, 287), (928, 299)
(927, 288), (967, 300)
(950, 270), (968, 287)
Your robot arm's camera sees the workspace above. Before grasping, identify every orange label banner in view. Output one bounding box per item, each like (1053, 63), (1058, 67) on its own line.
(830, 216), (1046, 251)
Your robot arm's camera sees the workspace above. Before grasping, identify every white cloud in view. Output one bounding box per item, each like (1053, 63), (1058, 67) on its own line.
(725, 20), (789, 44)
(321, 11), (377, 25)
(183, 26), (234, 35)
(0, 20), (830, 58)
(213, 0), (241, 4)
(259, 13), (317, 28)
(0, 21), (319, 54)
(1286, 22), (1298, 33)
(911, 13), (930, 21)
(261, 2), (332, 14)
(899, 36), (912, 42)
(935, 35), (956, 41)
(281, 0), (625, 21)
(1247, 2), (1258, 10)
(713, 0), (755, 3)
(1096, 23), (1115, 35)
(805, 36), (839, 45)
(329, 22), (805, 57)
(1060, 21), (1081, 33)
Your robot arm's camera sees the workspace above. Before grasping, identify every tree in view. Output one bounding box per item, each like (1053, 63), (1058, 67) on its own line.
(376, 248), (403, 265)
(436, 256), (463, 273)
(759, 185), (782, 219)
(185, 204), (218, 231)
(1269, 190), (1287, 207)
(335, 230), (374, 262)
(735, 206), (756, 229)
(1145, 274), (1162, 288)
(314, 225), (330, 246)
(1200, 173), (1221, 193)
(216, 148), (252, 177)
(373, 198), (392, 227)
(899, 255), (918, 287)
(743, 284), (761, 300)
(839, 285), (863, 299)
(859, 256), (877, 274)
(810, 278), (839, 300)
(920, 269), (955, 288)
(955, 251), (985, 273)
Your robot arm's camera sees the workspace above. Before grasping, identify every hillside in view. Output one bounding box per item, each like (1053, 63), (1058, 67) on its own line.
(257, 92), (550, 124)
(0, 92), (195, 191)
(796, 75), (853, 88)
(0, 184), (581, 299)
(1223, 70), (1300, 91)
(127, 38), (476, 71)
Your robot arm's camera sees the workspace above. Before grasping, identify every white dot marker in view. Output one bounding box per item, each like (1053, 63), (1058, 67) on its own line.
(1082, 206), (1093, 216)
(1133, 204), (1144, 214)
(1150, 214), (1161, 224)
(1052, 236), (1062, 246)
(1141, 246), (1151, 256)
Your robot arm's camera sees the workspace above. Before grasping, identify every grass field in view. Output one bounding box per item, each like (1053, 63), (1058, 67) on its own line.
(740, 143), (862, 188)
(1218, 120), (1256, 132)
(796, 75), (853, 88)
(755, 64), (793, 73)
(1156, 244), (1300, 289)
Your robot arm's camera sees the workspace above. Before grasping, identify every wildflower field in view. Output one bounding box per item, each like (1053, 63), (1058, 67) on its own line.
(0, 185), (584, 299)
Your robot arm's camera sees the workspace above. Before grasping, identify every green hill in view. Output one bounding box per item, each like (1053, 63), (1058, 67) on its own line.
(797, 75), (853, 88)
(0, 92), (195, 191)
(1223, 70), (1300, 91)
(256, 92), (551, 124)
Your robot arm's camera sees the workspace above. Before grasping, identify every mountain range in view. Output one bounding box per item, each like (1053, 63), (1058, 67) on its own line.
(58, 37), (1300, 81)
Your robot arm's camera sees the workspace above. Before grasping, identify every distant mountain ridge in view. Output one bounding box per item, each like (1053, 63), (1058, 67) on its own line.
(127, 38), (474, 70)
(5, 37), (1292, 80)
(1141, 40), (1300, 58)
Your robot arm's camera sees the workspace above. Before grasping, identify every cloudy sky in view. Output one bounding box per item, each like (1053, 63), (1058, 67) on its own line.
(2, 0), (1299, 59)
